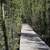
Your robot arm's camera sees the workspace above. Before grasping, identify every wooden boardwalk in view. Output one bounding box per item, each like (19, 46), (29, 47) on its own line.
(20, 24), (50, 50)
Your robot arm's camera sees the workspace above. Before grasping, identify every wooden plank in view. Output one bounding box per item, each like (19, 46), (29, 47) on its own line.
(20, 24), (50, 50)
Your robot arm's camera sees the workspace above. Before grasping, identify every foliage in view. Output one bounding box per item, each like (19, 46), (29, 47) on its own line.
(0, 0), (50, 50)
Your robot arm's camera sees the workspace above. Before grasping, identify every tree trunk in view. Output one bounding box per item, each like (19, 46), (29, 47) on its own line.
(1, 1), (9, 50)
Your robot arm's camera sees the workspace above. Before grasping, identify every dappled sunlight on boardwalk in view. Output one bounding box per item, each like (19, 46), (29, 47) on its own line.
(20, 24), (50, 50)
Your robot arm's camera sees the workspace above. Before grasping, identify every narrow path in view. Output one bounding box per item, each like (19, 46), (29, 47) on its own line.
(20, 24), (50, 50)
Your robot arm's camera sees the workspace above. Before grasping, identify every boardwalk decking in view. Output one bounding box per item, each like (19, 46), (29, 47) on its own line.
(20, 24), (50, 50)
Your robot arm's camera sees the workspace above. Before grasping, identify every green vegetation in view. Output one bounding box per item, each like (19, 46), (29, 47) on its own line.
(0, 0), (50, 50)
(0, 0), (22, 50)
